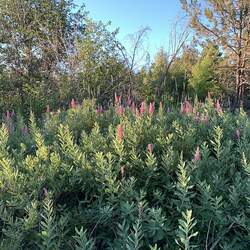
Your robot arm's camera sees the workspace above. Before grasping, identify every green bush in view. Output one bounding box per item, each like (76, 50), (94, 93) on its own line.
(0, 99), (249, 249)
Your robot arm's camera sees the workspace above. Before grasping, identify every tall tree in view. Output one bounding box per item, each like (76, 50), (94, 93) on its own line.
(117, 27), (151, 99)
(154, 20), (189, 98)
(167, 46), (199, 101)
(0, 0), (86, 112)
(189, 44), (221, 99)
(181, 0), (250, 107)
(71, 18), (127, 104)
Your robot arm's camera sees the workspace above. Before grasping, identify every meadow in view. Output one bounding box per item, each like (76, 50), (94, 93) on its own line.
(0, 98), (249, 249)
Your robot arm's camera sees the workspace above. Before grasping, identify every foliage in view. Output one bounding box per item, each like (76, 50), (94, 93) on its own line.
(189, 44), (222, 99)
(0, 0), (87, 114)
(181, 0), (250, 106)
(0, 0), (126, 115)
(73, 18), (127, 104)
(0, 99), (249, 249)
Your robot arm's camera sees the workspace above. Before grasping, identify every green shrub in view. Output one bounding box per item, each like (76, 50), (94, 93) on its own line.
(0, 99), (249, 249)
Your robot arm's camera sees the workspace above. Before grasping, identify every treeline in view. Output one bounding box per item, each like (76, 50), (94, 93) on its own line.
(0, 0), (249, 115)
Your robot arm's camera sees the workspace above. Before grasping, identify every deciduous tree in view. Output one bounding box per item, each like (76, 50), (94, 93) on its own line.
(181, 0), (250, 107)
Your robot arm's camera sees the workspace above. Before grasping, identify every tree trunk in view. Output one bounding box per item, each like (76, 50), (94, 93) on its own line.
(233, 53), (244, 110)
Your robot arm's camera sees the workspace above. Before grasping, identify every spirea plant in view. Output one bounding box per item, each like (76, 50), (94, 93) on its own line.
(0, 98), (249, 249)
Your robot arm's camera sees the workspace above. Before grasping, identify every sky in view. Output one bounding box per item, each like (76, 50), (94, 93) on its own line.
(74, 0), (183, 59)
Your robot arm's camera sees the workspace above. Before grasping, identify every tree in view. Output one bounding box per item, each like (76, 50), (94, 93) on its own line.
(116, 27), (151, 99)
(181, 0), (250, 107)
(71, 18), (127, 105)
(0, 0), (86, 113)
(143, 21), (189, 101)
(135, 66), (154, 101)
(189, 44), (221, 99)
(140, 44), (198, 104)
(150, 48), (168, 95)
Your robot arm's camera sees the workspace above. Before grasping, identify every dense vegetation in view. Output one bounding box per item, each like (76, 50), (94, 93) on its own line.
(0, 99), (249, 249)
(0, 0), (249, 115)
(0, 0), (249, 249)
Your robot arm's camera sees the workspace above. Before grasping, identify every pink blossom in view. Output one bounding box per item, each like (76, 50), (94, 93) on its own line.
(159, 101), (163, 110)
(46, 105), (50, 113)
(127, 95), (132, 106)
(117, 124), (123, 143)
(120, 165), (125, 178)
(96, 105), (103, 114)
(186, 100), (193, 113)
(3, 111), (15, 134)
(4, 110), (15, 120)
(148, 102), (155, 115)
(10, 110), (15, 118)
(70, 99), (77, 109)
(140, 101), (145, 114)
(43, 187), (48, 197)
(135, 108), (140, 118)
(117, 105), (125, 115)
(215, 99), (223, 114)
(194, 112), (200, 123)
(236, 129), (240, 139)
(147, 143), (153, 153)
(180, 103), (184, 113)
(202, 115), (209, 125)
(6, 110), (10, 120)
(181, 100), (193, 114)
(21, 125), (28, 136)
(115, 93), (121, 105)
(194, 146), (201, 162)
(131, 102), (136, 114)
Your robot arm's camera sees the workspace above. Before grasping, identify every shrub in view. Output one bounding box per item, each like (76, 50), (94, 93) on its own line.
(0, 99), (249, 249)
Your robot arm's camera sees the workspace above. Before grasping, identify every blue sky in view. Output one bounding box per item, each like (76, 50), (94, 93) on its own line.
(74, 0), (183, 58)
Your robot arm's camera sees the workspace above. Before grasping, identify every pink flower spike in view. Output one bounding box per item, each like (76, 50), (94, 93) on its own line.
(203, 115), (209, 125)
(194, 112), (200, 123)
(236, 129), (240, 139)
(21, 125), (28, 136)
(120, 165), (125, 178)
(131, 102), (136, 114)
(180, 103), (184, 113)
(43, 187), (48, 197)
(215, 99), (223, 114)
(148, 102), (155, 115)
(181, 100), (193, 114)
(185, 100), (193, 113)
(117, 124), (123, 143)
(115, 93), (121, 105)
(6, 110), (10, 120)
(96, 105), (103, 114)
(127, 95), (132, 106)
(194, 146), (201, 162)
(10, 110), (15, 118)
(117, 105), (125, 115)
(147, 143), (153, 153)
(46, 105), (50, 113)
(140, 101), (145, 114)
(159, 101), (163, 110)
(70, 99), (77, 109)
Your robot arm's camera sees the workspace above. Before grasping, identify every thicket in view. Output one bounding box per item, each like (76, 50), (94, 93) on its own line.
(0, 0), (249, 115)
(0, 98), (249, 249)
(0, 1), (249, 248)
